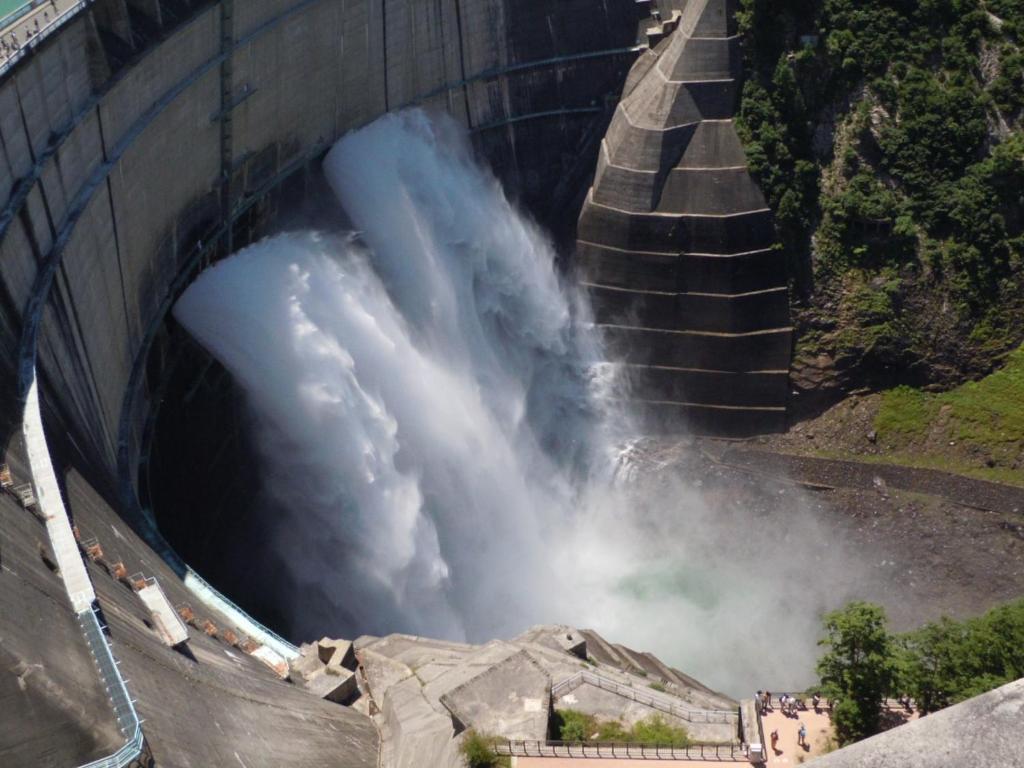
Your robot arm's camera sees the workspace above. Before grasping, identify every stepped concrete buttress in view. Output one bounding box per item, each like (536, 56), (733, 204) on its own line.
(576, 0), (792, 436)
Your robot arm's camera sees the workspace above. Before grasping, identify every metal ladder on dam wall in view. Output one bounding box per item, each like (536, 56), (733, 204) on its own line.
(21, 373), (147, 768)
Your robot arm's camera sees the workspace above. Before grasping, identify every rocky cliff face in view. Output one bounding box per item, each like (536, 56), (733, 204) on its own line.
(735, 0), (1024, 414)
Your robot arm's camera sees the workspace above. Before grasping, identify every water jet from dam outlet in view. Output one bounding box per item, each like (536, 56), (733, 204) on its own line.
(174, 110), (865, 695)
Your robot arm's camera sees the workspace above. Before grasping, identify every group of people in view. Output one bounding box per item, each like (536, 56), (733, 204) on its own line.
(757, 690), (811, 716)
(768, 723), (809, 753)
(758, 689), (831, 717)
(1, 0), (60, 60)
(758, 690), (822, 756)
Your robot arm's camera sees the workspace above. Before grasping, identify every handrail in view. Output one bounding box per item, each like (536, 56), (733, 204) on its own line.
(21, 370), (146, 768)
(496, 739), (748, 761)
(183, 566), (298, 660)
(77, 608), (146, 768)
(753, 692), (766, 754)
(0, 0), (89, 78)
(552, 671), (738, 724)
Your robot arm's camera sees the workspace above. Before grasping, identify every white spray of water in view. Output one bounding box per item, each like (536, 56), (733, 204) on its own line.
(174, 110), (862, 693)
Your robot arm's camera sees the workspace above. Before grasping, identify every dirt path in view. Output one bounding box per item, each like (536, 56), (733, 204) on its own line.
(709, 444), (1024, 516)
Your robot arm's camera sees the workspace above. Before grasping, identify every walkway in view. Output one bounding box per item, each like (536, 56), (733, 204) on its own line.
(20, 373), (146, 767)
(761, 705), (834, 766)
(514, 760), (745, 767)
(0, 0), (83, 73)
(498, 742), (746, 762)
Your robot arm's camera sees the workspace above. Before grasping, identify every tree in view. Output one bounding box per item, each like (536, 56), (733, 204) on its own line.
(816, 602), (898, 744)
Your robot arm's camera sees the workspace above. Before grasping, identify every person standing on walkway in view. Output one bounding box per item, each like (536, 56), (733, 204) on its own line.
(798, 722), (807, 748)
(770, 729), (780, 754)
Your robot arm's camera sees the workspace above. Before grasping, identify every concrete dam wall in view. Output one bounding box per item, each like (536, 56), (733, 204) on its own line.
(577, 0), (792, 436)
(0, 0), (644, 511)
(0, 0), (645, 765)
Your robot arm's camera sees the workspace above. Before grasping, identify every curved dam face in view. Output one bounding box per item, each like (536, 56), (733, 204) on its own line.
(0, 1), (647, 765)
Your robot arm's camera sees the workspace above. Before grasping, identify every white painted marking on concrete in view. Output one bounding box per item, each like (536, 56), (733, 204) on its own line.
(22, 378), (95, 612)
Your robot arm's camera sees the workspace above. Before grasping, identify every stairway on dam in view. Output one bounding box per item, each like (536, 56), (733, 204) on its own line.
(576, 0), (792, 436)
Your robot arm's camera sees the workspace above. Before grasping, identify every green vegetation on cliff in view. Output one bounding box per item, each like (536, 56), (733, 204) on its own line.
(737, 1), (1024, 397)
(817, 598), (1024, 744)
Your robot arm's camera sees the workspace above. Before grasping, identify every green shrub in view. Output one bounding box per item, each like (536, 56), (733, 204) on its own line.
(553, 710), (692, 747)
(630, 715), (693, 747)
(553, 710), (596, 742)
(459, 730), (509, 768)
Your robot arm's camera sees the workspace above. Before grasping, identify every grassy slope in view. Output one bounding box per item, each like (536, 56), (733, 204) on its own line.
(872, 345), (1024, 484)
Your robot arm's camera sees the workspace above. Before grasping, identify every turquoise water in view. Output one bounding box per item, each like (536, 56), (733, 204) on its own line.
(0, 1), (34, 27)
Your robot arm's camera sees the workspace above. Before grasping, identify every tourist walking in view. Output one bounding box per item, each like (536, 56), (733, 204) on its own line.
(798, 722), (807, 748)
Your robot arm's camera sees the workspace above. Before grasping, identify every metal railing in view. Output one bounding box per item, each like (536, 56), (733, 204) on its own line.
(552, 671), (738, 724)
(21, 368), (146, 768)
(496, 740), (748, 761)
(77, 608), (146, 767)
(183, 565), (298, 660)
(0, 0), (88, 78)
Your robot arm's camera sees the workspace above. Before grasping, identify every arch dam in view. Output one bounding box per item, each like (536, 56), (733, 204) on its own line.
(0, 0), (790, 766)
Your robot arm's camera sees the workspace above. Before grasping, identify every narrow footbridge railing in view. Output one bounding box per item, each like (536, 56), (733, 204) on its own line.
(495, 740), (748, 761)
(552, 671), (739, 724)
(22, 373), (146, 768)
(76, 608), (146, 768)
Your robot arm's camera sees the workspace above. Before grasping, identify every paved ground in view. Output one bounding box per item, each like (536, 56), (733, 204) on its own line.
(514, 759), (745, 767)
(762, 704), (835, 766)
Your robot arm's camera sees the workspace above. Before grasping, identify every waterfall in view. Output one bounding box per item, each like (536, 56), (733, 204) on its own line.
(175, 110), (862, 693)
